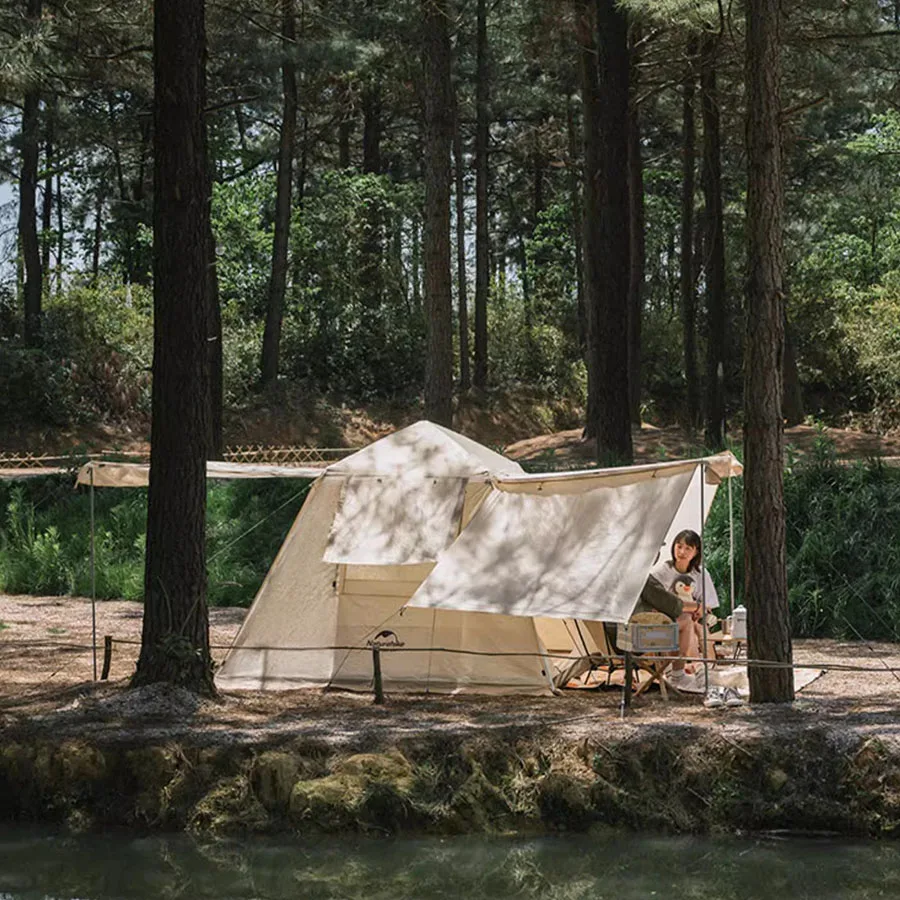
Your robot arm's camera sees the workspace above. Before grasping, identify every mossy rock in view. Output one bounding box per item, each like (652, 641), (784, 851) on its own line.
(126, 745), (187, 826)
(289, 774), (367, 832)
(332, 750), (413, 784)
(537, 773), (595, 831)
(250, 751), (301, 812)
(189, 775), (271, 836)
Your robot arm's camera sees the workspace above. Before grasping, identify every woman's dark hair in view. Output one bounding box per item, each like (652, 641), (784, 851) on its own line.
(671, 529), (702, 572)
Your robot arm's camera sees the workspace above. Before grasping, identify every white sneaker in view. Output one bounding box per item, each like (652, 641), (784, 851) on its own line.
(723, 687), (745, 708)
(703, 687), (725, 709)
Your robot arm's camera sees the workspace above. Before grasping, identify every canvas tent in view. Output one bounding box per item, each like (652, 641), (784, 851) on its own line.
(215, 420), (741, 695)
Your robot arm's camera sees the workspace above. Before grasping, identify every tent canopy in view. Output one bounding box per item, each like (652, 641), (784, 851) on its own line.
(76, 459), (321, 487)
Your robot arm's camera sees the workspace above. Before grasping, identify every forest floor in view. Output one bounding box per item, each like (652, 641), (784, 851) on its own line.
(1, 594), (898, 746)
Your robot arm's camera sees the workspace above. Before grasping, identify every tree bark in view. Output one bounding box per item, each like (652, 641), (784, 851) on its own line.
(680, 40), (699, 430)
(360, 0), (383, 319)
(421, 0), (454, 426)
(701, 35), (727, 451)
(626, 41), (644, 428)
(41, 111), (53, 284)
(452, 89), (471, 392)
(593, 0), (633, 464)
(566, 98), (586, 370)
(19, 0), (42, 347)
(260, 0), (298, 387)
(91, 192), (103, 284)
(473, 0), (489, 391)
(134, 0), (213, 693)
(744, 0), (793, 704)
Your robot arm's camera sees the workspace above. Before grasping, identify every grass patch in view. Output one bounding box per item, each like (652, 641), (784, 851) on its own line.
(0, 475), (310, 607)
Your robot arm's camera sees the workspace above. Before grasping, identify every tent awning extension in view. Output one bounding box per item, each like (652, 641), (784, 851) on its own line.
(76, 459), (322, 488)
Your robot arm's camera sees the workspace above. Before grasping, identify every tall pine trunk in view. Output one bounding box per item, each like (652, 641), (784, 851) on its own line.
(680, 40), (699, 429)
(452, 89), (471, 392)
(594, 0), (633, 463)
(260, 0), (298, 386)
(19, 0), (42, 347)
(701, 35), (727, 451)
(421, 0), (454, 426)
(626, 39), (644, 428)
(473, 0), (489, 391)
(744, 0), (793, 703)
(134, 0), (213, 693)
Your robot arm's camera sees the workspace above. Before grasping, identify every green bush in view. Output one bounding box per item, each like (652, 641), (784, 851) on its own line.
(705, 438), (900, 640)
(0, 476), (309, 608)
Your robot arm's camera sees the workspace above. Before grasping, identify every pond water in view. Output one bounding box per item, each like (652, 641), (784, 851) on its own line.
(1, 827), (899, 900)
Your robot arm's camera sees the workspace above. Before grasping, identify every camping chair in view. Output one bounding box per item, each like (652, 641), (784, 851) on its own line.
(616, 611), (680, 701)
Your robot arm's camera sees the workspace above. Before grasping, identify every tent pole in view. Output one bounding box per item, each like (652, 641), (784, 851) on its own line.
(700, 462), (709, 694)
(728, 468), (735, 610)
(90, 467), (97, 682)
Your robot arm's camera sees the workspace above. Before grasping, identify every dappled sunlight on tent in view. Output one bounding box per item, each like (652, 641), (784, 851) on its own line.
(406, 469), (696, 623)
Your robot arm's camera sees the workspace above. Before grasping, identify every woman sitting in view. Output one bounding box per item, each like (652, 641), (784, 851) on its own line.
(650, 529), (720, 690)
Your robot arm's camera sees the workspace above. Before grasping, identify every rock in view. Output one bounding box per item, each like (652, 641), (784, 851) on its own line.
(289, 774), (366, 831)
(251, 751), (300, 812)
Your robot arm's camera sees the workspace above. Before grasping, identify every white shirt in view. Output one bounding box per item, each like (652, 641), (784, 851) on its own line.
(650, 558), (720, 611)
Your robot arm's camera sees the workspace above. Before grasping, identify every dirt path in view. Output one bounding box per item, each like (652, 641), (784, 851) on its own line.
(2, 594), (899, 748)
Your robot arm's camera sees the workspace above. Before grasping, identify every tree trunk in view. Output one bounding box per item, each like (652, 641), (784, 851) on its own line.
(744, 0), (793, 704)
(473, 0), (489, 392)
(452, 89), (471, 392)
(680, 40), (699, 430)
(576, 0), (600, 441)
(361, 0), (383, 321)
(260, 0), (298, 387)
(701, 35), (727, 451)
(421, 0), (454, 426)
(41, 114), (53, 284)
(566, 98), (586, 372)
(19, 0), (42, 347)
(626, 40), (644, 428)
(91, 191), (103, 284)
(134, 0), (213, 694)
(55, 171), (63, 294)
(594, 0), (633, 464)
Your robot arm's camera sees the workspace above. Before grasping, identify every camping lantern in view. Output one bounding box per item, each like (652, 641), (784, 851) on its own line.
(729, 605), (747, 640)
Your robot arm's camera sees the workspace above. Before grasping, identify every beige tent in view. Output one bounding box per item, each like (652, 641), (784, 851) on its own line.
(216, 421), (741, 695)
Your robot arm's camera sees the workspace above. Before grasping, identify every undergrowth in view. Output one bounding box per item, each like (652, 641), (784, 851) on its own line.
(705, 434), (900, 640)
(0, 476), (309, 607)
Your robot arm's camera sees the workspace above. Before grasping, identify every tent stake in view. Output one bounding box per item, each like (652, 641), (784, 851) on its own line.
(90, 467), (97, 682)
(101, 635), (113, 680)
(372, 646), (385, 704)
(621, 651), (633, 715)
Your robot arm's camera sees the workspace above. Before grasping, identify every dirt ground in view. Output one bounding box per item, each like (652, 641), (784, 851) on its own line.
(505, 422), (900, 465)
(2, 594), (899, 748)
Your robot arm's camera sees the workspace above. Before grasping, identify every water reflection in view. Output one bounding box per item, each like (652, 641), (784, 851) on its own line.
(1, 828), (899, 900)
